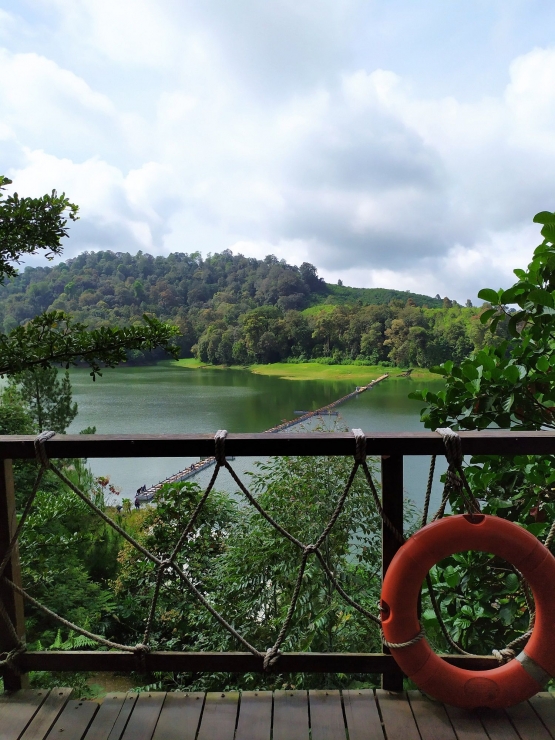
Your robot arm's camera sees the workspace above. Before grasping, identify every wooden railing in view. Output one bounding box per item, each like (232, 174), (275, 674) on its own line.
(1, 430), (554, 692)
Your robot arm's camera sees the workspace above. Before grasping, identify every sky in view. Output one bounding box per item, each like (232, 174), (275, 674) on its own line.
(2, 1), (555, 302)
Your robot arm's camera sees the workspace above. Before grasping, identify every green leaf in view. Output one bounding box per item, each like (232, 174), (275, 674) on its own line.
(480, 309), (497, 325)
(503, 365), (520, 384)
(508, 314), (521, 338)
(536, 355), (550, 372)
(541, 223), (555, 242)
(527, 289), (554, 307)
(513, 269), (527, 279)
(500, 287), (524, 304)
(533, 211), (555, 225)
(504, 573), (519, 592)
(499, 602), (517, 626)
(477, 288), (500, 304)
(461, 362), (479, 380)
(443, 566), (460, 588)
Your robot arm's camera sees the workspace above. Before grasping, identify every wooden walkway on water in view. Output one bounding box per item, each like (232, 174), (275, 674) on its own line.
(2, 687), (555, 740)
(139, 374), (389, 501)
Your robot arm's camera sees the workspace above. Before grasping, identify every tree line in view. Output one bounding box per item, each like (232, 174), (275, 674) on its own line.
(0, 246), (504, 367)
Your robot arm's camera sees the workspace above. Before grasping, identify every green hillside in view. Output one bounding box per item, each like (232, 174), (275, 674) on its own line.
(0, 249), (493, 367)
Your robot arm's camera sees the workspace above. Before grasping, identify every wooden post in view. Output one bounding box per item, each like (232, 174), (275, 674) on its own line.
(0, 459), (27, 690)
(381, 454), (404, 692)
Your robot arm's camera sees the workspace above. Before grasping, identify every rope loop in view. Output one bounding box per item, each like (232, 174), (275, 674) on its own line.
(492, 647), (516, 665)
(34, 430), (56, 470)
(134, 642), (151, 672)
(381, 625), (426, 650)
(304, 544), (317, 555)
(214, 429), (228, 466)
(0, 642), (26, 674)
(436, 428), (463, 468)
(352, 428), (366, 463)
(263, 646), (281, 671)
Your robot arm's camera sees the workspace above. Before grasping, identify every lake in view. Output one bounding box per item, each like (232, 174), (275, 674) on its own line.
(67, 364), (447, 513)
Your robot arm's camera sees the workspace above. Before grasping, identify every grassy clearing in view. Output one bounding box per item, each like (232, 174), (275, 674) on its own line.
(169, 358), (215, 369)
(249, 363), (435, 382)
(167, 358), (436, 382)
(301, 304), (335, 317)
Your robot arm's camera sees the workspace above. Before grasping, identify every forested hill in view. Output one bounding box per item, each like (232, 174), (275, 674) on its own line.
(0, 249), (497, 367)
(0, 249), (442, 328)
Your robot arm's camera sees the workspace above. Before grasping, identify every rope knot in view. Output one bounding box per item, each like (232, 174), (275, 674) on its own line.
(134, 642), (151, 672)
(0, 642), (26, 674)
(263, 646), (281, 671)
(214, 429), (228, 466)
(352, 428), (366, 463)
(436, 428), (463, 468)
(492, 647), (516, 665)
(304, 544), (317, 555)
(34, 430), (56, 470)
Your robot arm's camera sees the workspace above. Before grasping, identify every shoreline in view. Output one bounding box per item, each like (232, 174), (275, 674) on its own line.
(165, 358), (436, 383)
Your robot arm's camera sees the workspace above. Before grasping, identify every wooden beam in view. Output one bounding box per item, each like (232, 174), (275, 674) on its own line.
(0, 459), (27, 690)
(17, 651), (499, 673)
(381, 454), (404, 691)
(2, 430), (555, 460)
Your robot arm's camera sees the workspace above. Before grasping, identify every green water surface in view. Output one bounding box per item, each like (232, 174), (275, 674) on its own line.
(67, 364), (446, 510)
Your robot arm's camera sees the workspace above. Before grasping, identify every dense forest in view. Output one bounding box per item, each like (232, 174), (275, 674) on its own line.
(0, 249), (502, 367)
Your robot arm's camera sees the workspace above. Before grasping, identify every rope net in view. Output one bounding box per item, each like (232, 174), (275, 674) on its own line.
(0, 427), (545, 674)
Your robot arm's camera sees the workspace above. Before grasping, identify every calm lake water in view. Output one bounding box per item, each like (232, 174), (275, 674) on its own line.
(67, 364), (447, 512)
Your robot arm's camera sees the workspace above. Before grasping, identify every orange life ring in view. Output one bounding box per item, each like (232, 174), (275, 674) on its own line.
(380, 514), (555, 708)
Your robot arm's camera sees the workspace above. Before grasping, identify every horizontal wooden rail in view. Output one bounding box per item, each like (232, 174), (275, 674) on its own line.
(1, 430), (555, 459)
(18, 651), (498, 673)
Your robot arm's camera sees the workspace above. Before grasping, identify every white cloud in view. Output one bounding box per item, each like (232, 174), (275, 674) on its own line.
(2, 4), (555, 302)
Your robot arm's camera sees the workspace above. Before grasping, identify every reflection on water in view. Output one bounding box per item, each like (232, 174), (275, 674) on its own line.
(67, 364), (446, 513)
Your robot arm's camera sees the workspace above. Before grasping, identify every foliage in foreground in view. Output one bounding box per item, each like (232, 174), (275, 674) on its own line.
(412, 209), (555, 655)
(0, 175), (180, 377)
(113, 454), (391, 691)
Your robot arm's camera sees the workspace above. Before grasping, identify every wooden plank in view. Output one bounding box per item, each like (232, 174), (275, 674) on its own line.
(529, 693), (555, 737)
(106, 693), (138, 740)
(4, 430), (555, 460)
(0, 689), (48, 740)
(342, 689), (384, 740)
(0, 459), (27, 690)
(20, 687), (73, 740)
(375, 690), (420, 740)
(196, 692), (238, 740)
(443, 705), (491, 740)
(235, 692), (272, 740)
(18, 651), (499, 674)
(381, 453), (404, 691)
(505, 701), (553, 740)
(44, 699), (98, 740)
(81, 693), (129, 740)
(120, 693), (165, 740)
(152, 693), (204, 740)
(273, 691), (309, 740)
(308, 690), (346, 740)
(407, 691), (457, 740)
(476, 708), (520, 740)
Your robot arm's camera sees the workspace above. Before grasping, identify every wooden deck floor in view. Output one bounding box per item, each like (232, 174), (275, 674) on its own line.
(1, 687), (555, 740)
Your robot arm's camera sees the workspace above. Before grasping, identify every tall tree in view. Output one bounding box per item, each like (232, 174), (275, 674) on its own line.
(9, 367), (78, 433)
